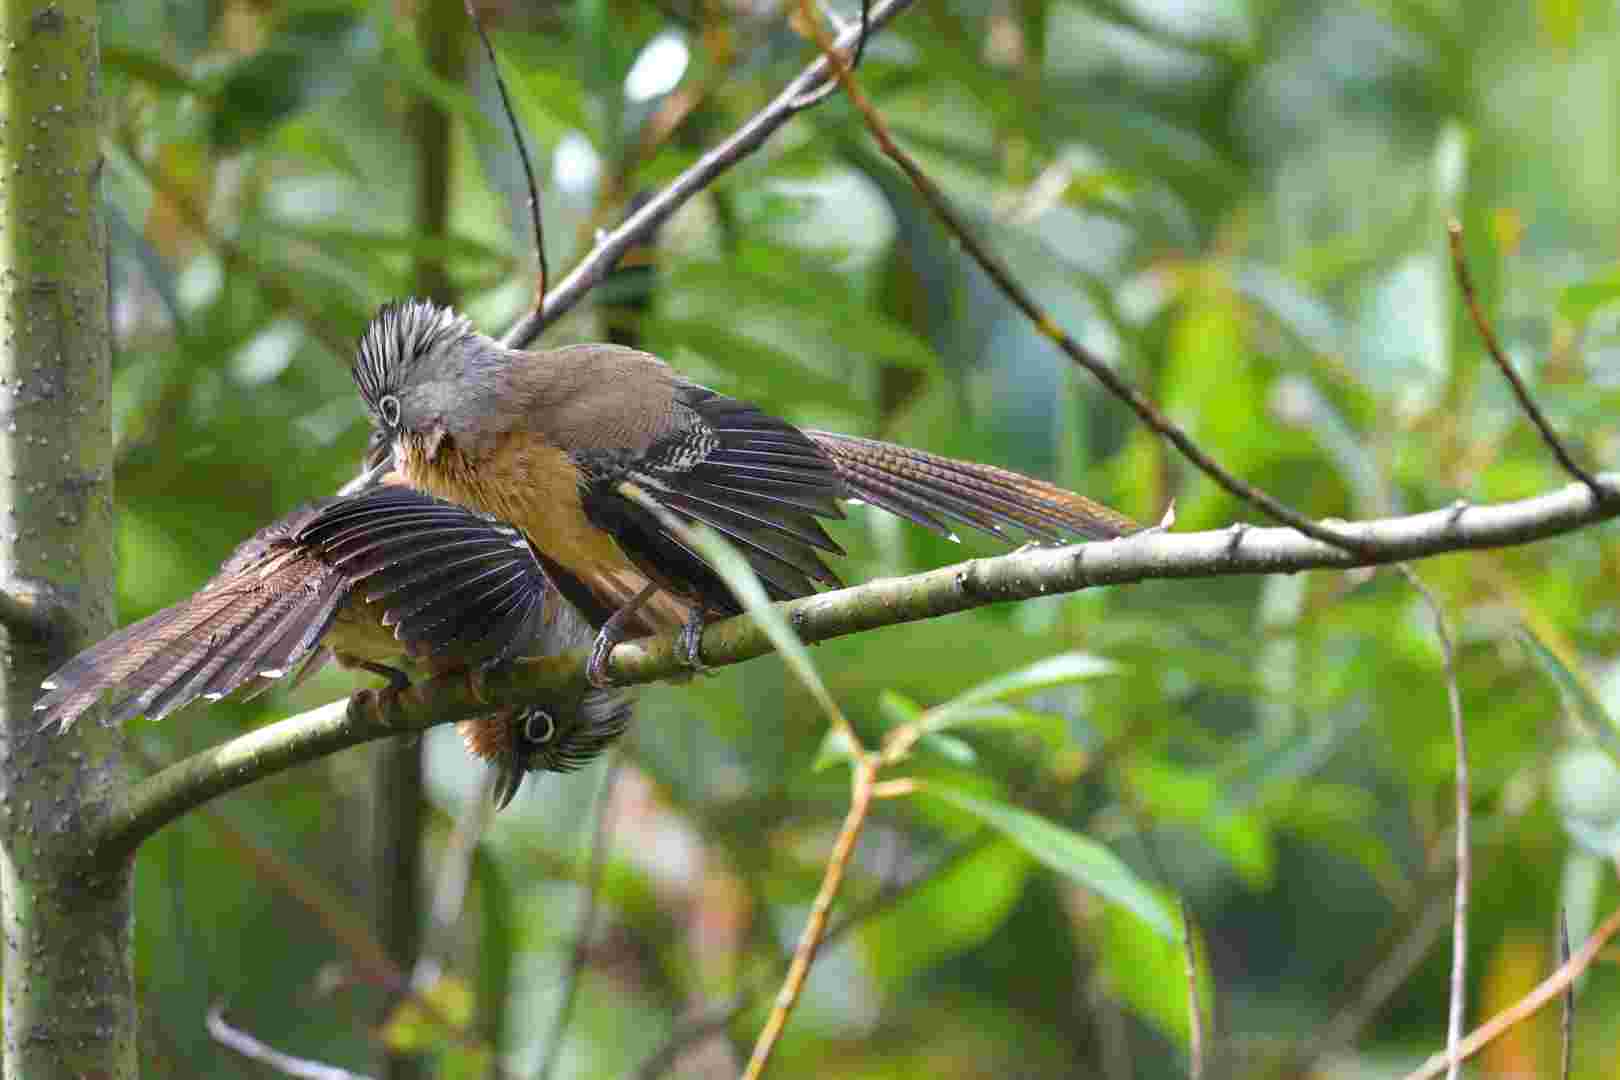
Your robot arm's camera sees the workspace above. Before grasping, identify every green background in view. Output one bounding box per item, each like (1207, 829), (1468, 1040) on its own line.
(97, 0), (1620, 1075)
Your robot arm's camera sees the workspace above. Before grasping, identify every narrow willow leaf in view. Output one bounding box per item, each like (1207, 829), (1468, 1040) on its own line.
(1521, 625), (1620, 757)
(923, 652), (1117, 734)
(926, 784), (1174, 940)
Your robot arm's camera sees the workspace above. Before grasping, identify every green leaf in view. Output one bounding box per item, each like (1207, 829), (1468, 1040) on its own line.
(918, 732), (978, 765)
(208, 10), (365, 150)
(1099, 891), (1206, 1047)
(104, 45), (197, 92)
(812, 726), (858, 772)
(861, 839), (1032, 991)
(922, 652), (1117, 735)
(1558, 265), (1620, 323)
(924, 784), (1175, 939)
(1522, 624), (1620, 757)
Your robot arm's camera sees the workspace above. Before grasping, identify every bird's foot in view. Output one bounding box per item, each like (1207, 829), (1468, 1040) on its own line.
(586, 629), (620, 689)
(345, 660), (412, 727)
(679, 612), (713, 677)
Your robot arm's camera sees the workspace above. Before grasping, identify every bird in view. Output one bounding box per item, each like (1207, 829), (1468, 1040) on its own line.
(350, 298), (1140, 686)
(35, 482), (633, 809)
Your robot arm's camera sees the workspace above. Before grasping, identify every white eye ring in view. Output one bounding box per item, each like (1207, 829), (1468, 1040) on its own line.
(378, 394), (402, 428)
(523, 708), (556, 745)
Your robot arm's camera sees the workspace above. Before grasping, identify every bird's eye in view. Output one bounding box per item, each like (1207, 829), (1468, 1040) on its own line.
(378, 394), (402, 429)
(522, 708), (556, 746)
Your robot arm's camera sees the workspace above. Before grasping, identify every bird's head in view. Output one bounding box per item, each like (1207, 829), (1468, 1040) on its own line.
(352, 299), (512, 474)
(461, 689), (635, 811)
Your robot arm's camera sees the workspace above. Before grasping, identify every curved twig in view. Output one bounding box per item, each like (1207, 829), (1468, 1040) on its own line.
(798, 0), (1383, 555)
(742, 755), (878, 1079)
(464, 0), (548, 309)
(498, 0), (917, 349)
(1399, 565), (1469, 1080)
(1447, 219), (1605, 501)
(1401, 901), (1620, 1080)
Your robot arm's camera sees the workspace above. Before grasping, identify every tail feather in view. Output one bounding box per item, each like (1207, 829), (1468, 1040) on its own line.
(807, 431), (1137, 543)
(35, 556), (344, 732)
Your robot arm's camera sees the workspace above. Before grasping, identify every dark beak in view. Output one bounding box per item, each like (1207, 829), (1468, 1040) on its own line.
(490, 753), (527, 812)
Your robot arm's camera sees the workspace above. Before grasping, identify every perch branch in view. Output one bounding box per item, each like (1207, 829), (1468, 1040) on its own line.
(93, 473), (1620, 856)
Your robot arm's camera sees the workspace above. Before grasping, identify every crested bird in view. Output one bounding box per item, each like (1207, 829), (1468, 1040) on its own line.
(351, 299), (1140, 686)
(36, 483), (632, 809)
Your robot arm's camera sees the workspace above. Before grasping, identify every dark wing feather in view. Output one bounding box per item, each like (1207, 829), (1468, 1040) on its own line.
(298, 485), (553, 666)
(576, 386), (848, 609)
(37, 486), (566, 730)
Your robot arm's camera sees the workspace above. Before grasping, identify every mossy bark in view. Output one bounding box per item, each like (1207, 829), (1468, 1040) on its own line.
(0, 2), (128, 1077)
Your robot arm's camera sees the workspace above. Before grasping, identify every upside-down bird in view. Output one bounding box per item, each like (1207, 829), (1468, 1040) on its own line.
(351, 299), (1140, 685)
(35, 483), (632, 809)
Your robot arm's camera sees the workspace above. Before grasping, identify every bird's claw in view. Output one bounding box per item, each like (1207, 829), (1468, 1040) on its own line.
(586, 633), (618, 689)
(680, 615), (712, 677)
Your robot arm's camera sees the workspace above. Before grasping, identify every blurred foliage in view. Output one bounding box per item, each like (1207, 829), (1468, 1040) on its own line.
(96, 0), (1620, 1076)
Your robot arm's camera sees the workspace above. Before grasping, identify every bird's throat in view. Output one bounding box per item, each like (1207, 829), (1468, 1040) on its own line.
(399, 433), (687, 633)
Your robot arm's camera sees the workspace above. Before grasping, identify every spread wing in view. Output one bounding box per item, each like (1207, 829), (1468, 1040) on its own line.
(298, 484), (557, 666)
(37, 487), (569, 731)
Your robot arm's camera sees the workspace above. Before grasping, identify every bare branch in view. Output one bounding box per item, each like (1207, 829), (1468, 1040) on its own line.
(1399, 565), (1469, 1080)
(1559, 908), (1574, 1080)
(208, 1003), (375, 1080)
(92, 473), (1620, 855)
(743, 755), (878, 1080)
(1401, 901), (1620, 1080)
(0, 573), (79, 643)
(1447, 219), (1605, 501)
(1312, 887), (1454, 1058)
(498, 0), (917, 349)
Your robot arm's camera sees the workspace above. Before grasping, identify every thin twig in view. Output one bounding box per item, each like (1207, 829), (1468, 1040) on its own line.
(98, 471), (1620, 856)
(1399, 565), (1469, 1080)
(789, 0), (872, 108)
(742, 755), (879, 1080)
(536, 754), (622, 1080)
(1181, 899), (1206, 1080)
(207, 1003), (375, 1080)
(1401, 901), (1620, 1080)
(798, 0), (1374, 556)
(499, 0), (917, 349)
(1311, 886), (1454, 1059)
(1447, 219), (1605, 501)
(633, 832), (993, 1079)
(463, 0), (548, 310)
(1558, 908), (1574, 1080)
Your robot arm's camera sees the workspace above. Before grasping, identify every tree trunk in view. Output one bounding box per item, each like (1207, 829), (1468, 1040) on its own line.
(0, 2), (128, 1077)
